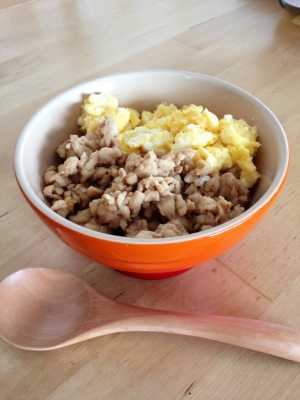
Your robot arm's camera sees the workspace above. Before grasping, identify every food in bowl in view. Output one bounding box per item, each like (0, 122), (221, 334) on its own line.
(14, 70), (289, 278)
(43, 92), (261, 238)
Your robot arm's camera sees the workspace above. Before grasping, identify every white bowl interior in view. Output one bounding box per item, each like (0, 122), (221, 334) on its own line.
(14, 70), (289, 242)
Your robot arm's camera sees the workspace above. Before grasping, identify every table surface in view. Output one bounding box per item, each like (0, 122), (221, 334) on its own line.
(1, 0), (300, 398)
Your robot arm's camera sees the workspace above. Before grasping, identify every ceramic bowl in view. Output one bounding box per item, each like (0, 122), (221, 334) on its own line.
(14, 70), (289, 279)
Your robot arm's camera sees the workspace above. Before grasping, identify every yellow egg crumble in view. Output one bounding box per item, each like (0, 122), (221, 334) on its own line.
(77, 93), (261, 188)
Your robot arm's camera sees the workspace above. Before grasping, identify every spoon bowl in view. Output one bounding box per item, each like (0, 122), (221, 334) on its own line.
(1, 267), (300, 362)
(0, 268), (91, 348)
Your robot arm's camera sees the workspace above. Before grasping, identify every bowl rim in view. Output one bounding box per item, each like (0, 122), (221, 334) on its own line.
(14, 69), (290, 245)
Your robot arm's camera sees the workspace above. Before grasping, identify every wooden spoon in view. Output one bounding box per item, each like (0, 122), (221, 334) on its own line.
(1, 267), (300, 362)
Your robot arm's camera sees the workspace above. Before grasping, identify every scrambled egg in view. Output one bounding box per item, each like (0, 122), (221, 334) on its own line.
(77, 93), (140, 133)
(78, 93), (261, 188)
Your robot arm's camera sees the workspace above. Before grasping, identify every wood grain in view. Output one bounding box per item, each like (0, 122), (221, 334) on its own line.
(1, 0), (300, 398)
(0, 0), (39, 13)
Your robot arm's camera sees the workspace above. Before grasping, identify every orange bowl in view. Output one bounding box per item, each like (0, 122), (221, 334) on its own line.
(14, 70), (289, 279)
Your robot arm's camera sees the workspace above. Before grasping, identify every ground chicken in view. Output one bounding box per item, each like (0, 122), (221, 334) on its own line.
(44, 108), (254, 238)
(57, 116), (119, 159)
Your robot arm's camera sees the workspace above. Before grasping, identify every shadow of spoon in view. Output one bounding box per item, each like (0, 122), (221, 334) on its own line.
(0, 267), (300, 362)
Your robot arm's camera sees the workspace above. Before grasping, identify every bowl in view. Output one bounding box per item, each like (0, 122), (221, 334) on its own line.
(14, 70), (289, 279)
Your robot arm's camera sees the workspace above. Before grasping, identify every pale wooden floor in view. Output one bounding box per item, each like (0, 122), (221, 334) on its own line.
(1, 0), (300, 398)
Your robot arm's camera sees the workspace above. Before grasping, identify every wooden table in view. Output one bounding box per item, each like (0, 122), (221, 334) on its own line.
(1, 0), (300, 398)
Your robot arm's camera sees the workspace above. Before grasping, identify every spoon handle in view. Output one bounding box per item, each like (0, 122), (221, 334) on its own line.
(82, 289), (300, 362)
(74, 286), (300, 362)
(124, 310), (300, 362)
